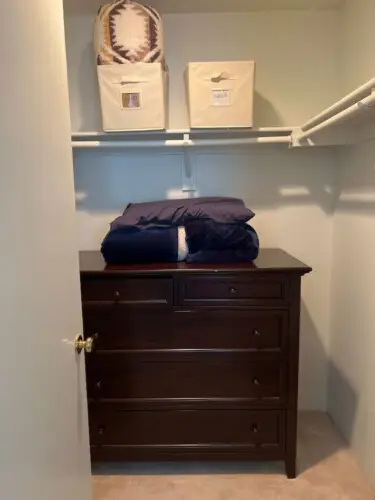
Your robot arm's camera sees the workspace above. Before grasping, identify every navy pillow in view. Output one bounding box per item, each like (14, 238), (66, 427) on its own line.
(111, 197), (254, 230)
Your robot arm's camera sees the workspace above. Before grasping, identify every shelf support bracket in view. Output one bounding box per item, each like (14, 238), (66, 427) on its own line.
(181, 133), (197, 196)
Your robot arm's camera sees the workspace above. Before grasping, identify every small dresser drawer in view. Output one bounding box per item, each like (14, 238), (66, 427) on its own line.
(83, 308), (175, 351)
(81, 277), (173, 305)
(180, 275), (288, 306)
(89, 407), (285, 450)
(172, 309), (287, 353)
(87, 353), (285, 404)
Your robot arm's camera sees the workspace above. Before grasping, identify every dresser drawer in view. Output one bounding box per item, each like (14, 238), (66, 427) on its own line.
(172, 309), (287, 353)
(89, 407), (285, 451)
(81, 277), (173, 305)
(83, 308), (175, 350)
(83, 308), (287, 353)
(180, 275), (288, 306)
(87, 352), (285, 404)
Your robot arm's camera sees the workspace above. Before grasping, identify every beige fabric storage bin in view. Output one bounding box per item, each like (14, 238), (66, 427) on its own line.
(187, 61), (255, 128)
(97, 62), (168, 132)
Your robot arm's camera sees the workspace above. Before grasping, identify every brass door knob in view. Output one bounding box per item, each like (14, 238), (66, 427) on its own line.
(75, 334), (96, 354)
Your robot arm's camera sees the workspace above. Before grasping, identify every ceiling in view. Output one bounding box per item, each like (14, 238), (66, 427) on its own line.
(64, 0), (346, 16)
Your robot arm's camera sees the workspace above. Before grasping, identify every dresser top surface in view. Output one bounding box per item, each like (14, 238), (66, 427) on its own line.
(79, 249), (312, 276)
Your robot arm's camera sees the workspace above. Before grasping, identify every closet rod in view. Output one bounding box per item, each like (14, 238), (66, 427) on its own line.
(297, 90), (375, 141)
(189, 136), (291, 146)
(71, 127), (294, 138)
(72, 140), (187, 148)
(301, 77), (375, 132)
(71, 136), (290, 148)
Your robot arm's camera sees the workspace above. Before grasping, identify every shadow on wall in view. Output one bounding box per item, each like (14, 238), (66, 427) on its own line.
(77, 44), (102, 132)
(74, 143), (375, 216)
(332, 143), (375, 215)
(253, 91), (284, 128)
(327, 363), (358, 443)
(298, 303), (330, 412)
(326, 140), (375, 464)
(73, 147), (339, 214)
(297, 303), (358, 473)
(74, 150), (186, 212)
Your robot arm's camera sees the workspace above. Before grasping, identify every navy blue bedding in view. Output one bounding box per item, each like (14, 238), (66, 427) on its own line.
(101, 226), (178, 265)
(102, 212), (260, 265)
(185, 220), (259, 254)
(111, 197), (254, 229)
(186, 249), (257, 264)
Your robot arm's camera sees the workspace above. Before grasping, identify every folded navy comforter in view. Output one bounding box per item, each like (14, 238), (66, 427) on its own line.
(101, 198), (259, 265)
(101, 221), (259, 265)
(185, 220), (259, 263)
(186, 220), (259, 253)
(101, 226), (179, 265)
(186, 249), (257, 263)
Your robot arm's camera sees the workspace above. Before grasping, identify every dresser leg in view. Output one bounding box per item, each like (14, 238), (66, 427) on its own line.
(285, 458), (297, 479)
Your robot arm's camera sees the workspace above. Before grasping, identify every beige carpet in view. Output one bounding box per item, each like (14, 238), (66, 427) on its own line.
(92, 412), (374, 500)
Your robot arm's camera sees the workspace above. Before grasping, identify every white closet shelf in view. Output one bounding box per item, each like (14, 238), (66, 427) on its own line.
(72, 72), (375, 151)
(72, 127), (294, 149)
(143, 0), (343, 14)
(292, 77), (375, 147)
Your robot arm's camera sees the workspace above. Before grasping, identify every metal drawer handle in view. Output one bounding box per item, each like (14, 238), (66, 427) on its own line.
(95, 380), (103, 390)
(253, 329), (261, 337)
(98, 427), (105, 436)
(252, 377), (260, 386)
(114, 291), (120, 300)
(229, 287), (237, 294)
(252, 424), (259, 433)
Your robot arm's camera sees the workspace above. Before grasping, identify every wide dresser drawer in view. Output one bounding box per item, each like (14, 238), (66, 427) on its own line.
(83, 308), (287, 353)
(89, 407), (285, 451)
(87, 352), (286, 404)
(81, 277), (173, 305)
(180, 275), (289, 306)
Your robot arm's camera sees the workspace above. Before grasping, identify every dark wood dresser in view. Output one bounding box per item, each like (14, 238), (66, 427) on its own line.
(80, 249), (311, 478)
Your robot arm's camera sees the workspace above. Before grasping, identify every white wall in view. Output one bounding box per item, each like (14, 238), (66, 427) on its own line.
(329, 0), (375, 485)
(339, 0), (375, 92)
(64, 4), (342, 410)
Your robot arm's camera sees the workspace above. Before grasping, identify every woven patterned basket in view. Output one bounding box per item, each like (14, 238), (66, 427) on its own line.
(94, 0), (164, 66)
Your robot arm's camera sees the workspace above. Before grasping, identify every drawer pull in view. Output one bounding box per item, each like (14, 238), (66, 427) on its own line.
(229, 287), (237, 295)
(253, 329), (261, 337)
(98, 427), (105, 436)
(252, 377), (260, 386)
(252, 424), (259, 433)
(95, 380), (103, 391)
(114, 291), (121, 300)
